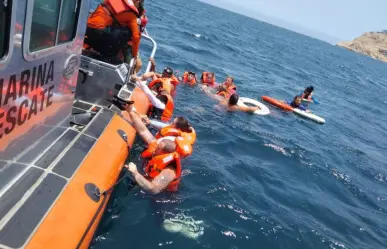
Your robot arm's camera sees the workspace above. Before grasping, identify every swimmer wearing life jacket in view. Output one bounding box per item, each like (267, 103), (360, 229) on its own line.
(132, 75), (175, 122)
(126, 141), (182, 193)
(141, 116), (197, 147)
(299, 86), (318, 104)
(201, 72), (216, 86)
(216, 76), (237, 98)
(286, 95), (310, 112)
(84, 0), (144, 63)
(138, 64), (179, 95)
(125, 103), (194, 158)
(181, 72), (197, 86)
(124, 104), (194, 193)
(219, 93), (259, 113)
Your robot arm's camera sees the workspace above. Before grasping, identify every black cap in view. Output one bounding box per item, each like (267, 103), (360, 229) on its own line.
(163, 67), (173, 76)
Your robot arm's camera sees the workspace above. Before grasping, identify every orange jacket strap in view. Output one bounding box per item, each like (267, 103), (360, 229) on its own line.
(175, 137), (193, 157)
(141, 140), (158, 158)
(104, 0), (139, 16)
(161, 94), (174, 121)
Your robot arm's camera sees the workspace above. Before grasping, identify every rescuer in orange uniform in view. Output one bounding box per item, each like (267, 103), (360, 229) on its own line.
(84, 0), (144, 63)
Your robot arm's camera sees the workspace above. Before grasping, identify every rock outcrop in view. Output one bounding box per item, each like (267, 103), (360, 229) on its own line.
(337, 32), (387, 63)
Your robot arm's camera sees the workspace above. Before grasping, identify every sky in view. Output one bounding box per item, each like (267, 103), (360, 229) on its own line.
(200, 0), (387, 43)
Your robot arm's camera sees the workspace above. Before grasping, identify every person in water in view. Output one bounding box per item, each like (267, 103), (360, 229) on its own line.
(181, 71), (197, 86)
(124, 104), (193, 193)
(84, 0), (143, 63)
(139, 60), (179, 94)
(131, 74), (175, 121)
(201, 72), (216, 86)
(286, 95), (310, 112)
(299, 86), (318, 103)
(219, 93), (260, 113)
(216, 76), (237, 98)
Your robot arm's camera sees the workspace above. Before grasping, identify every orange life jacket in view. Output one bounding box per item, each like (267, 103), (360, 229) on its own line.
(144, 152), (182, 192)
(216, 83), (236, 98)
(148, 93), (174, 122)
(216, 90), (230, 98)
(156, 125), (196, 146)
(182, 72), (197, 86)
(141, 140), (159, 158)
(104, 0), (139, 16)
(148, 78), (177, 95)
(227, 83), (237, 91)
(142, 135), (193, 159)
(171, 75), (179, 87)
(201, 72), (215, 85)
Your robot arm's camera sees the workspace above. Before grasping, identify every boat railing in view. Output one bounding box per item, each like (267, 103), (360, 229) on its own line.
(76, 29), (158, 105)
(118, 29), (158, 100)
(142, 29), (158, 74)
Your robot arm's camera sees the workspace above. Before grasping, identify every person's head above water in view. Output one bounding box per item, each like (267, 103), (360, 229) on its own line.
(162, 67), (174, 78)
(173, 116), (191, 132)
(187, 72), (195, 80)
(224, 76), (234, 86)
(154, 139), (176, 156)
(304, 86), (314, 96)
(228, 93), (239, 106)
(207, 72), (214, 80)
(134, 0), (144, 9)
(292, 95), (302, 107)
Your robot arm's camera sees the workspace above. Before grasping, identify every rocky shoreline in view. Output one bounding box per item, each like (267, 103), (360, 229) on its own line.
(337, 32), (387, 63)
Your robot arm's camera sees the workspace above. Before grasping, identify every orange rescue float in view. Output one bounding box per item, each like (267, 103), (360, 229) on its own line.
(262, 96), (293, 111)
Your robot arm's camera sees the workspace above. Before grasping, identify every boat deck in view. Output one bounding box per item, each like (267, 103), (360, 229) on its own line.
(0, 100), (118, 249)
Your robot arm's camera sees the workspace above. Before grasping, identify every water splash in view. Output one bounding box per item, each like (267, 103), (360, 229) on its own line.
(162, 214), (204, 239)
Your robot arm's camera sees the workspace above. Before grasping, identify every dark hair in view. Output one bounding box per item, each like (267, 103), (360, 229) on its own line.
(175, 116), (191, 132)
(290, 95), (302, 107)
(157, 94), (168, 104)
(138, 5), (145, 15)
(305, 86), (314, 93)
(163, 67), (173, 76)
(228, 93), (239, 106)
(304, 86), (314, 98)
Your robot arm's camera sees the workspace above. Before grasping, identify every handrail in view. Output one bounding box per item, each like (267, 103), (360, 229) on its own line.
(141, 29), (158, 74)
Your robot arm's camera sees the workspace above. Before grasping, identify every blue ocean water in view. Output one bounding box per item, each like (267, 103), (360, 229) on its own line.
(90, 0), (387, 248)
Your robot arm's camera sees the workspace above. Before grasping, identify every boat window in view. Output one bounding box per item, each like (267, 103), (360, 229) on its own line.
(58, 0), (80, 44)
(29, 0), (80, 52)
(0, 0), (12, 59)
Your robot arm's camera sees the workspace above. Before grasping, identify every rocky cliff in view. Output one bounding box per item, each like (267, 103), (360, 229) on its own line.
(337, 32), (387, 63)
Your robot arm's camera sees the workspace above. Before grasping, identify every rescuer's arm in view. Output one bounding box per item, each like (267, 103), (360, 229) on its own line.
(134, 79), (166, 109)
(127, 13), (141, 58)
